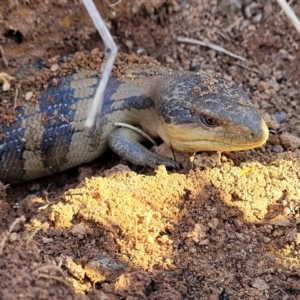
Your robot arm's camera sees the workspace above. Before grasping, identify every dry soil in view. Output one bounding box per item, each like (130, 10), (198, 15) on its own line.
(1, 1), (300, 299)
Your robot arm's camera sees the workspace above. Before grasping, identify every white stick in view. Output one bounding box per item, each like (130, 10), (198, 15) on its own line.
(82, 0), (118, 129)
(276, 0), (300, 34)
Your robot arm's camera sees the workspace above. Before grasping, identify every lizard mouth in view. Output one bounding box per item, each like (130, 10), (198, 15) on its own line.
(159, 119), (269, 153)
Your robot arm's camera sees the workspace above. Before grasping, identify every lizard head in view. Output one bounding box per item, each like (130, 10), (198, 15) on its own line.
(154, 72), (269, 152)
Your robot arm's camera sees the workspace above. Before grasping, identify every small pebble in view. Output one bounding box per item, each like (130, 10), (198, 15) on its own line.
(251, 278), (269, 290)
(50, 63), (59, 72)
(274, 111), (288, 123)
(71, 223), (86, 237)
(258, 81), (269, 92)
(165, 56), (175, 64)
(9, 232), (19, 242)
(42, 237), (53, 244)
(272, 145), (283, 153)
(125, 40), (133, 50)
(280, 132), (300, 149)
(136, 48), (145, 54)
(25, 91), (33, 101)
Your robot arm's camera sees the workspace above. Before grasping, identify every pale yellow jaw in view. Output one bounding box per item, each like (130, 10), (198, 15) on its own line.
(158, 119), (269, 153)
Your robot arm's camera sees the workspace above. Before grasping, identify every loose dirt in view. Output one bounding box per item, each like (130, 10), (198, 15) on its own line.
(1, 0), (300, 299)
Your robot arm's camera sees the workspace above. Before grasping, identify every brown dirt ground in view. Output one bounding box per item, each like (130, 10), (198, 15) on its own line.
(1, 0), (300, 299)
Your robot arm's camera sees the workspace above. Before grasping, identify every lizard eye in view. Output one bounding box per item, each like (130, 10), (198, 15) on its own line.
(200, 115), (219, 128)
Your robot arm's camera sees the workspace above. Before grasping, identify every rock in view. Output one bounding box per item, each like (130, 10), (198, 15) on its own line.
(251, 278), (269, 290)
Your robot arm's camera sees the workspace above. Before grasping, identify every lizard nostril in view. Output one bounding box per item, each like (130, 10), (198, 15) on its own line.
(249, 132), (256, 140)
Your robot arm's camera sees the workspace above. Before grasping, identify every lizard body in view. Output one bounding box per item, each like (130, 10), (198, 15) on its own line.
(0, 52), (268, 183)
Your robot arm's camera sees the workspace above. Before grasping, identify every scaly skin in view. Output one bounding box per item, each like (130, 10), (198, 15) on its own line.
(0, 64), (268, 184)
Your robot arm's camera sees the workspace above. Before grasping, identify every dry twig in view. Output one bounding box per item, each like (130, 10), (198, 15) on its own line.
(114, 122), (158, 145)
(177, 36), (247, 61)
(0, 45), (8, 67)
(276, 0), (300, 34)
(0, 215), (26, 255)
(26, 223), (45, 248)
